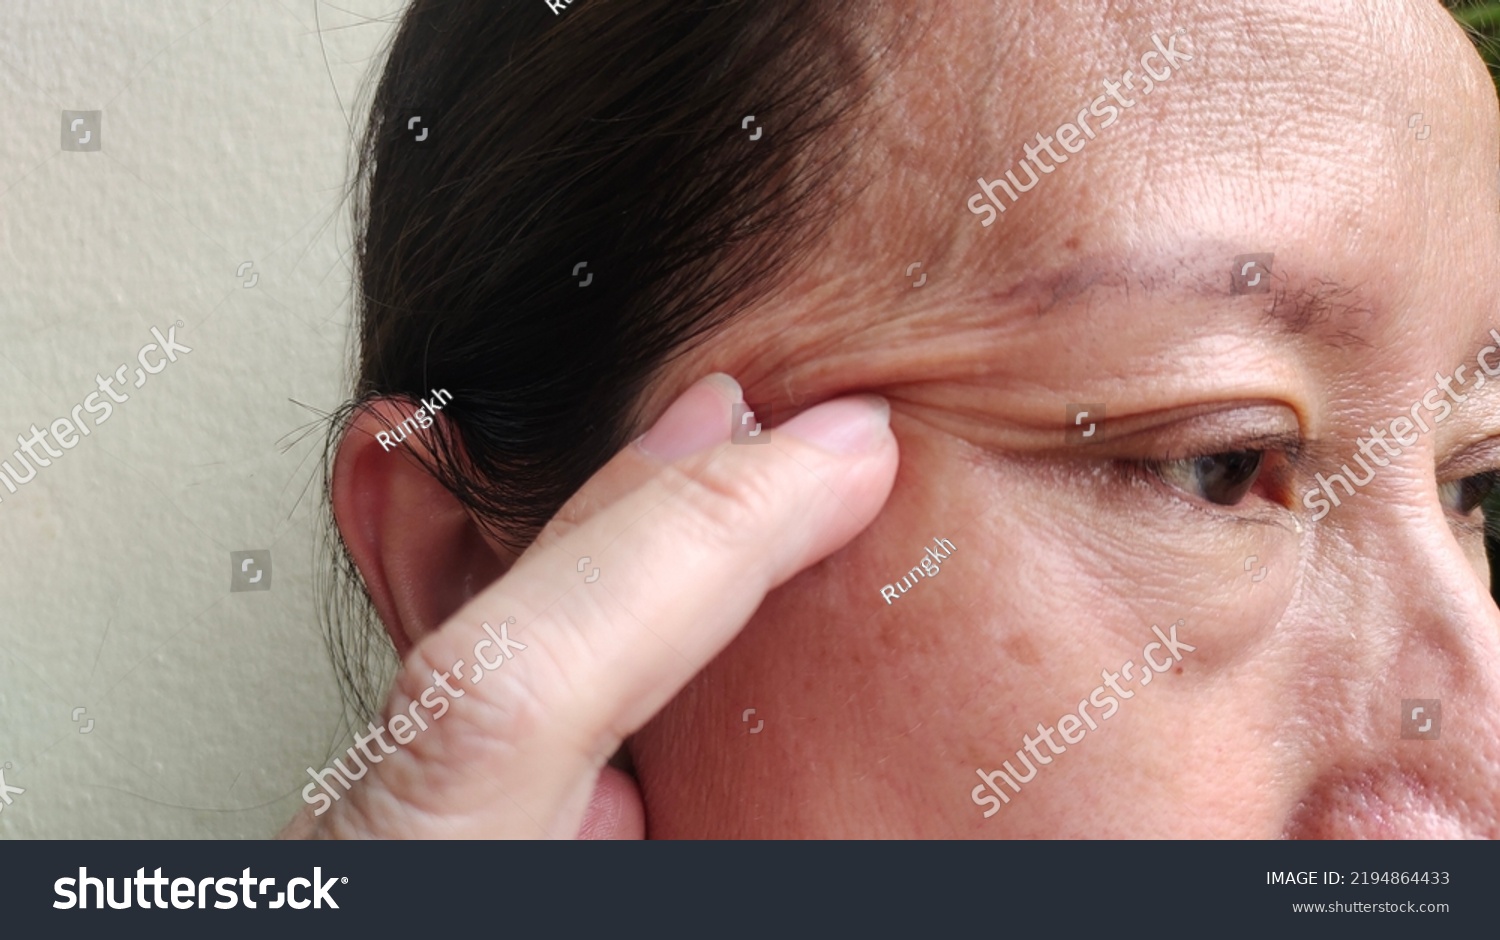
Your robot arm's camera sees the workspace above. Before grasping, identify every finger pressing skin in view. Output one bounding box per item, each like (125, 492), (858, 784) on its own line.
(312, 376), (898, 838)
(531, 371), (747, 549)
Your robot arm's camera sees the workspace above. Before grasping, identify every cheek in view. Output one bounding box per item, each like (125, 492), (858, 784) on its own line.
(630, 418), (1285, 836)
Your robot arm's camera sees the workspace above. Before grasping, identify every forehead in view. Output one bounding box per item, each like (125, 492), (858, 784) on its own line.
(681, 0), (1500, 403)
(891, 0), (1491, 269)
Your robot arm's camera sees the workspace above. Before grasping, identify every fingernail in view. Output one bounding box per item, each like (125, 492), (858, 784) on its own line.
(636, 373), (742, 461)
(778, 395), (891, 455)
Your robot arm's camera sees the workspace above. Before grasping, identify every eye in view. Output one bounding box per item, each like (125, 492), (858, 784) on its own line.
(1150, 450), (1264, 506)
(1439, 469), (1499, 516)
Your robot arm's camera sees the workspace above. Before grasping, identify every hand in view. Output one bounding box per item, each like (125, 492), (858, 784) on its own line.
(281, 373), (898, 838)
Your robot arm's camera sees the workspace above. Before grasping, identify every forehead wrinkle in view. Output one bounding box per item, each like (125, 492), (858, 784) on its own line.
(713, 1), (1483, 404)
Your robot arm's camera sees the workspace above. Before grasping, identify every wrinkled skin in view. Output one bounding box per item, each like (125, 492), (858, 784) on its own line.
(308, 0), (1500, 840)
(627, 0), (1500, 837)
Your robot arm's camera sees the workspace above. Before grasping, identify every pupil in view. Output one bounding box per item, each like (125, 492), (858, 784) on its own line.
(1195, 451), (1261, 505)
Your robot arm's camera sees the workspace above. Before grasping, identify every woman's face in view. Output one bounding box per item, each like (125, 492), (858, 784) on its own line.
(627, 0), (1500, 836)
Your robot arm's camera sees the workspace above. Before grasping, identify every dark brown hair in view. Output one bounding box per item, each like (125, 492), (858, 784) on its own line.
(323, 0), (903, 720)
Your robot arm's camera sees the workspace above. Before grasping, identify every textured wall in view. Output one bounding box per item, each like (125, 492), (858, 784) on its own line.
(0, 1), (402, 838)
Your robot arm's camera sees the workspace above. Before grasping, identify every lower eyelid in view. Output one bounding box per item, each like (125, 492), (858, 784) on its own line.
(1448, 514), (1487, 541)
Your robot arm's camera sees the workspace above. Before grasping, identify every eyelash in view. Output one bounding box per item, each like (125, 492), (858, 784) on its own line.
(1110, 437), (1295, 515)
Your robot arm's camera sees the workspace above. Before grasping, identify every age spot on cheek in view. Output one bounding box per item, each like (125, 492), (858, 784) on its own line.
(1003, 634), (1041, 667)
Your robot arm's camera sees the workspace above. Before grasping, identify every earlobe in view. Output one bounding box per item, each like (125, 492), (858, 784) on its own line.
(330, 400), (511, 659)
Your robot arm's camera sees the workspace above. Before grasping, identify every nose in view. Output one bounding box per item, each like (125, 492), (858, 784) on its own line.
(1281, 478), (1500, 838)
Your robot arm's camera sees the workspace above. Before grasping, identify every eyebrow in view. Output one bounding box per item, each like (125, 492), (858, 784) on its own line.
(1257, 277), (1380, 347)
(996, 253), (1381, 348)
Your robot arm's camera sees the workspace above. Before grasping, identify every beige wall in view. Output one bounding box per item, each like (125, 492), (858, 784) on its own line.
(0, 0), (402, 837)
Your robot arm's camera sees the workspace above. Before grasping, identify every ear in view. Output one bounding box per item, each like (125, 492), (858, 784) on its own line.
(330, 400), (512, 659)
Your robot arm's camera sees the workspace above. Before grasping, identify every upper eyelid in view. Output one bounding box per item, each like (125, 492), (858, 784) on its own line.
(1070, 402), (1304, 460)
(1137, 430), (1304, 464)
(1436, 436), (1500, 482)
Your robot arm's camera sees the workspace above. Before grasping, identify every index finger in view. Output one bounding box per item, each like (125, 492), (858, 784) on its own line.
(332, 375), (897, 838)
